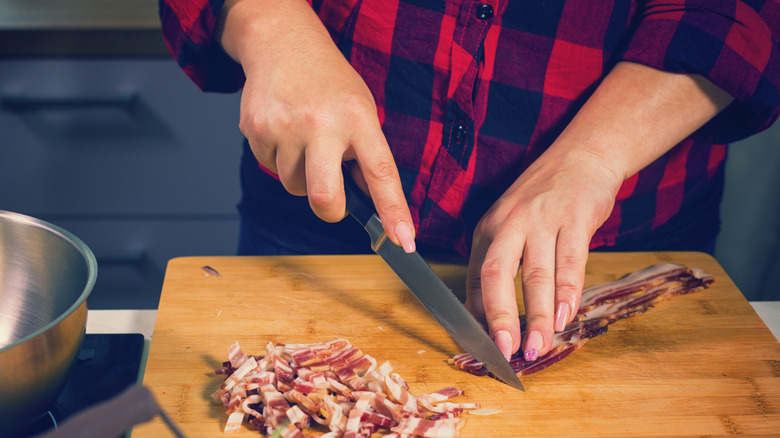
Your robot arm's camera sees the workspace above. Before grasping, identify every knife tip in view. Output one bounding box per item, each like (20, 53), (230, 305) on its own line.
(507, 378), (525, 391)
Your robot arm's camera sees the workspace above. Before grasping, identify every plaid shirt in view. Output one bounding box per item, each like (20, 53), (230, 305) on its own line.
(160, 0), (780, 255)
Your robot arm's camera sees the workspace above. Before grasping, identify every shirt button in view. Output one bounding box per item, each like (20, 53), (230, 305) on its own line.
(455, 123), (468, 142)
(476, 3), (494, 20)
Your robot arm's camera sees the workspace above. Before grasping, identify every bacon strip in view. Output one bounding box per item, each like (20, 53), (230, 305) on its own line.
(215, 339), (480, 437)
(450, 262), (715, 378)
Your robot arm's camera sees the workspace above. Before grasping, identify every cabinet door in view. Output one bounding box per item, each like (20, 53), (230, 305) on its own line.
(0, 58), (243, 216)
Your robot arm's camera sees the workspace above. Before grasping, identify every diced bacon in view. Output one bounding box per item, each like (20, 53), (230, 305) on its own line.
(286, 405), (310, 429)
(418, 401), (480, 414)
(246, 370), (275, 387)
(224, 356), (258, 391)
(290, 378), (316, 394)
(429, 412), (458, 421)
(276, 421), (306, 438)
(215, 340), (479, 437)
(390, 373), (408, 390)
(344, 403), (367, 437)
(417, 387), (464, 405)
(212, 387), (229, 407)
(360, 410), (394, 428)
(226, 385), (246, 413)
(223, 411), (245, 433)
(227, 340), (249, 369)
(391, 417), (466, 438)
(284, 388), (320, 413)
(298, 368), (330, 389)
(384, 374), (418, 414)
(327, 377), (354, 397)
(275, 358), (295, 383)
(323, 393), (348, 432)
(260, 384), (290, 412)
(241, 394), (263, 419)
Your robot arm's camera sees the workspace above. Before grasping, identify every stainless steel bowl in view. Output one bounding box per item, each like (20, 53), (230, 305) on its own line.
(0, 211), (97, 434)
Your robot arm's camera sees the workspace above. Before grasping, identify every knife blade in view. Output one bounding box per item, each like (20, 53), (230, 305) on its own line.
(343, 172), (524, 391)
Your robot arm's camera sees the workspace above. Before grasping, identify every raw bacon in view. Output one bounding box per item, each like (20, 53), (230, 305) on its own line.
(450, 262), (715, 378)
(214, 339), (480, 437)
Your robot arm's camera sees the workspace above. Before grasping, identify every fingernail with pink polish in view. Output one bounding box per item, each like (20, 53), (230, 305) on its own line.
(554, 302), (570, 332)
(524, 330), (543, 362)
(393, 222), (416, 253)
(493, 330), (513, 361)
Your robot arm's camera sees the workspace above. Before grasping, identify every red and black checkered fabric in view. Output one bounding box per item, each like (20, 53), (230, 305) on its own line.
(159, 0), (780, 255)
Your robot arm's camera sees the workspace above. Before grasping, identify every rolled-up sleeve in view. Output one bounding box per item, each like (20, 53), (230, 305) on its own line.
(159, 0), (245, 92)
(621, 0), (780, 142)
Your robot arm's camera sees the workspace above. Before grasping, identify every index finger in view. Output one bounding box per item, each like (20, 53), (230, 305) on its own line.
(352, 123), (416, 253)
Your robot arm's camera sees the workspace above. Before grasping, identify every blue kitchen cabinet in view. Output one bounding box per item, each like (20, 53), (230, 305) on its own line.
(0, 58), (244, 308)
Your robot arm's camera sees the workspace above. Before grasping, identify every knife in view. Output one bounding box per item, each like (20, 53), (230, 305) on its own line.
(343, 172), (524, 391)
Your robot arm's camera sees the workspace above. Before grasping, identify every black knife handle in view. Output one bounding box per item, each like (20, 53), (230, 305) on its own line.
(343, 170), (376, 228)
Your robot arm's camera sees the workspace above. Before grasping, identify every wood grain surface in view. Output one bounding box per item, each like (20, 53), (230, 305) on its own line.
(133, 252), (780, 437)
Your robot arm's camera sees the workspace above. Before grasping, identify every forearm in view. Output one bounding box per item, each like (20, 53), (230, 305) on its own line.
(545, 61), (734, 184)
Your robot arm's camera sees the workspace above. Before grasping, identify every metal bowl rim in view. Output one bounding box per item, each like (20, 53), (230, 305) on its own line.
(0, 210), (98, 353)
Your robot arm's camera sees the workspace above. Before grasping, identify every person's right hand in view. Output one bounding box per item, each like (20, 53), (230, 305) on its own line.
(217, 0), (416, 252)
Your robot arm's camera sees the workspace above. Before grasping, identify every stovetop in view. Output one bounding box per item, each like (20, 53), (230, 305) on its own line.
(22, 333), (145, 437)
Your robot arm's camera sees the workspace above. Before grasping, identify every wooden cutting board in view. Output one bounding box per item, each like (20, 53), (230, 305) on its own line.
(134, 252), (780, 437)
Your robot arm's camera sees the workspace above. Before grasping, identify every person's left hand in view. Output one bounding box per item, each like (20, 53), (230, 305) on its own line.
(465, 147), (622, 361)
(465, 61), (734, 362)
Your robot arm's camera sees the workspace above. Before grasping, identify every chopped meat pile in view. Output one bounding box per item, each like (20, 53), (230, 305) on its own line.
(213, 339), (480, 437)
(451, 262), (715, 378)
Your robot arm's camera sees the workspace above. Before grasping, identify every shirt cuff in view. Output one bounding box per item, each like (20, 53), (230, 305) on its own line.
(160, 0), (246, 93)
(620, 1), (780, 143)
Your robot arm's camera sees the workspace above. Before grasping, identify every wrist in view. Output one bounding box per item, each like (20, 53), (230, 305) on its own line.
(217, 0), (328, 72)
(543, 140), (626, 197)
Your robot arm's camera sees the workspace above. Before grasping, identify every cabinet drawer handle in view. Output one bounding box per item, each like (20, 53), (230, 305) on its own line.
(1, 94), (138, 111)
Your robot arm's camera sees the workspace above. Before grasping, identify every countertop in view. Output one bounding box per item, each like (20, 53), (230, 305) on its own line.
(0, 0), (168, 56)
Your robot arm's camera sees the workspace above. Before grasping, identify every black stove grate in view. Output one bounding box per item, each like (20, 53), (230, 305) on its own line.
(20, 333), (145, 438)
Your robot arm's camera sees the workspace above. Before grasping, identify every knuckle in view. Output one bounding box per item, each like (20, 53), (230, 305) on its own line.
(522, 265), (553, 286)
(487, 317), (518, 335)
(473, 218), (495, 238)
(362, 159), (397, 183)
(307, 189), (339, 211)
(555, 259), (585, 297)
(475, 206), (516, 239)
(248, 143), (274, 167)
(239, 112), (268, 138)
(309, 190), (336, 207)
(556, 251), (582, 270)
(480, 256), (513, 281)
(282, 183), (307, 197)
(554, 279), (581, 297)
(525, 313), (554, 329)
(342, 93), (376, 118)
(487, 310), (518, 326)
(278, 173), (307, 197)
